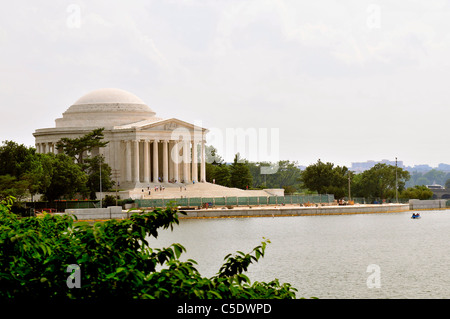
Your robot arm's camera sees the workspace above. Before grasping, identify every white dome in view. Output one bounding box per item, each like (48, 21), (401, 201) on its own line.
(73, 88), (147, 105)
(55, 88), (157, 128)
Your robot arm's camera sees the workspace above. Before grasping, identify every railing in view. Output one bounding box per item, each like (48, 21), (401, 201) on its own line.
(26, 200), (101, 212)
(135, 194), (335, 208)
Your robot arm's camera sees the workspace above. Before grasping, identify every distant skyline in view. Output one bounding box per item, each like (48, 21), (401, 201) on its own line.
(1, 1), (449, 168)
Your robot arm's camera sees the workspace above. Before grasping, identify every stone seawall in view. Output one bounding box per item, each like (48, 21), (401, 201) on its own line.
(63, 203), (432, 220)
(409, 199), (447, 210)
(180, 203), (410, 218)
(65, 206), (126, 220)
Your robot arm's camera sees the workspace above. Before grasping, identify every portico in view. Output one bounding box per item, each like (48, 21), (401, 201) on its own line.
(116, 132), (206, 186)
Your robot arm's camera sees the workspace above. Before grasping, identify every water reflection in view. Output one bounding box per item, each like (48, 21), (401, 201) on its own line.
(149, 210), (450, 298)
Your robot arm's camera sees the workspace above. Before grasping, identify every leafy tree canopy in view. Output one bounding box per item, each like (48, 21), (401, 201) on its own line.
(56, 128), (108, 165)
(353, 163), (410, 200)
(230, 153), (253, 190)
(300, 159), (350, 198)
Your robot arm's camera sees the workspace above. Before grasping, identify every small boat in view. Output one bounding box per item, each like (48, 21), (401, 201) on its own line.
(411, 213), (421, 219)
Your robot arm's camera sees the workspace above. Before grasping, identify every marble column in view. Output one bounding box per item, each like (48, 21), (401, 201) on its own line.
(183, 140), (190, 183)
(162, 140), (169, 183)
(125, 140), (132, 182)
(132, 140), (140, 183)
(191, 140), (198, 182)
(114, 140), (121, 183)
(200, 139), (206, 182)
(143, 140), (150, 183)
(172, 141), (179, 182)
(168, 141), (174, 181)
(153, 140), (159, 183)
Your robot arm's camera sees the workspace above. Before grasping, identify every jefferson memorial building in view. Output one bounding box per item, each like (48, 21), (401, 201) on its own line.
(33, 88), (208, 190)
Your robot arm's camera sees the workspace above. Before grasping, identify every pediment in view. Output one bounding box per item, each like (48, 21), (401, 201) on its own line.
(138, 118), (208, 133)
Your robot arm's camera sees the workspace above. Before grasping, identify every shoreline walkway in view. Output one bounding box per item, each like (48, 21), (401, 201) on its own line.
(65, 203), (411, 221)
(178, 203), (410, 218)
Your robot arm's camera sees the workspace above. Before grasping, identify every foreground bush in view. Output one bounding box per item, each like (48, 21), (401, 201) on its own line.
(0, 197), (297, 300)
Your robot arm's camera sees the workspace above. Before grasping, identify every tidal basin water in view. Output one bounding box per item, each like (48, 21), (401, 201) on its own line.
(148, 209), (450, 299)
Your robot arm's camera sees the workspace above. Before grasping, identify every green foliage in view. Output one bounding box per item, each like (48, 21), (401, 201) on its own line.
(300, 159), (349, 198)
(0, 198), (297, 300)
(353, 163), (410, 200)
(57, 129), (114, 198)
(56, 128), (108, 164)
(0, 175), (30, 201)
(400, 185), (433, 200)
(41, 153), (88, 201)
(0, 136), (113, 203)
(406, 169), (450, 188)
(206, 151), (253, 190)
(84, 155), (115, 199)
(229, 153), (253, 190)
(102, 194), (118, 207)
(249, 160), (303, 192)
(207, 164), (231, 187)
(0, 140), (35, 178)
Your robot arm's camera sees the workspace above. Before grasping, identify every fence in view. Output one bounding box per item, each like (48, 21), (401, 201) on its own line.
(26, 200), (101, 212)
(348, 197), (411, 204)
(135, 194), (334, 208)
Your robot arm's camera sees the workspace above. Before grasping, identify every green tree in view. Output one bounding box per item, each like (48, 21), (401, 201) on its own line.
(354, 163), (410, 200)
(229, 153), (253, 189)
(445, 178), (450, 189)
(0, 175), (30, 202)
(0, 198), (298, 300)
(0, 141), (50, 202)
(423, 169), (446, 186)
(0, 140), (35, 178)
(249, 161), (303, 191)
(300, 159), (349, 198)
(56, 128), (113, 197)
(400, 185), (433, 200)
(211, 164), (231, 187)
(56, 128), (108, 165)
(42, 153), (88, 201)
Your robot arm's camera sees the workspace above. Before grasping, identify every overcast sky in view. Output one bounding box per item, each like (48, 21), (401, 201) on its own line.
(1, 0), (449, 167)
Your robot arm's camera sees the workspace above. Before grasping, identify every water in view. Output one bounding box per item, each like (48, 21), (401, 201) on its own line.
(148, 210), (450, 299)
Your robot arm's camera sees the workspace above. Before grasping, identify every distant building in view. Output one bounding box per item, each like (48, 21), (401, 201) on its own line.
(405, 164), (433, 172)
(437, 163), (450, 172)
(427, 184), (444, 190)
(350, 159), (404, 173)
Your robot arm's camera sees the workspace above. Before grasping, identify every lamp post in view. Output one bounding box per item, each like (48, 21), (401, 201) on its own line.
(99, 156), (102, 208)
(348, 171), (351, 202)
(111, 169), (120, 206)
(395, 157), (398, 203)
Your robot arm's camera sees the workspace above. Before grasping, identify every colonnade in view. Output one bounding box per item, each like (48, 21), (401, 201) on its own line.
(120, 139), (206, 184)
(35, 142), (59, 154)
(35, 138), (207, 185)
